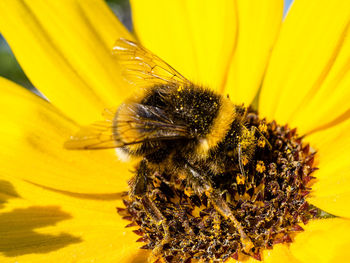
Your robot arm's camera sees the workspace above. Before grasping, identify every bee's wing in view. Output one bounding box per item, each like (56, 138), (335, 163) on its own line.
(65, 104), (191, 150)
(64, 119), (121, 150)
(112, 38), (191, 87)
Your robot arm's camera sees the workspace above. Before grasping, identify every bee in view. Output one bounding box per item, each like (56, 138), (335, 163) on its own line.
(65, 39), (270, 253)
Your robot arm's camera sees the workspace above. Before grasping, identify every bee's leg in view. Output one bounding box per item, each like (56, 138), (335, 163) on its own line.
(131, 160), (170, 260)
(238, 143), (247, 179)
(141, 196), (171, 261)
(250, 126), (272, 149)
(187, 167), (254, 253)
(129, 160), (150, 198)
(209, 190), (254, 253)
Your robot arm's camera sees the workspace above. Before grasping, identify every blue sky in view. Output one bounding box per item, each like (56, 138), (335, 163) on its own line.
(284, 0), (294, 16)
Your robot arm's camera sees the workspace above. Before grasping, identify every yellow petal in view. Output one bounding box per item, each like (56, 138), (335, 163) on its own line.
(306, 118), (350, 217)
(77, 0), (131, 51)
(2, 175), (297, 263)
(0, 0), (133, 125)
(130, 0), (237, 91)
(226, 244), (300, 263)
(0, 176), (145, 263)
(289, 23), (350, 134)
(0, 77), (130, 194)
(290, 218), (350, 263)
(262, 244), (301, 263)
(224, 0), (283, 105)
(259, 0), (350, 131)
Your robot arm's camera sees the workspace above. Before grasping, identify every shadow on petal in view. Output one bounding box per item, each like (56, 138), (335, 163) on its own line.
(0, 206), (81, 256)
(26, 180), (125, 200)
(0, 180), (20, 209)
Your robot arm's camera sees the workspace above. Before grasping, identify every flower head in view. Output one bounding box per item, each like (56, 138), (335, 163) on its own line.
(0, 0), (350, 262)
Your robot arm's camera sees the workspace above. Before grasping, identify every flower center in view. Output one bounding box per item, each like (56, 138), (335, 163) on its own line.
(119, 110), (318, 262)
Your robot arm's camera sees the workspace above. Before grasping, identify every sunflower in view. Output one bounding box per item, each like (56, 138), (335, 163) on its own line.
(0, 0), (350, 262)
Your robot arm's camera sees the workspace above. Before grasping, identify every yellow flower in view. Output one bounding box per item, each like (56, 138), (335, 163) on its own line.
(0, 0), (350, 262)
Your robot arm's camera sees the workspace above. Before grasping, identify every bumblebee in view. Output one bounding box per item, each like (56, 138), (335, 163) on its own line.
(65, 39), (270, 252)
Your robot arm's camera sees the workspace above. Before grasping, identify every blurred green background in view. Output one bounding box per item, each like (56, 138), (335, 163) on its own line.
(0, 0), (292, 92)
